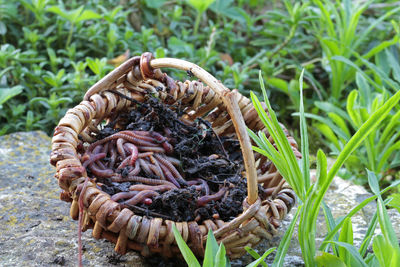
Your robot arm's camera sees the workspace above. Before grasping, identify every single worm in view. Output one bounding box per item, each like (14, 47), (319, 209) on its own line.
(111, 191), (138, 202)
(187, 180), (200, 186)
(129, 160), (141, 176)
(118, 130), (157, 143)
(111, 175), (177, 188)
(117, 156), (131, 170)
(129, 184), (175, 192)
(137, 146), (166, 153)
(197, 187), (228, 207)
(124, 143), (139, 165)
(82, 152), (106, 168)
(88, 133), (157, 151)
(117, 138), (126, 159)
(122, 190), (159, 206)
(88, 162), (113, 178)
(108, 145), (117, 168)
(96, 159), (107, 170)
(198, 178), (210, 195)
(165, 156), (180, 166)
(158, 163), (180, 188)
(150, 131), (173, 154)
(138, 158), (154, 176)
(102, 142), (109, 154)
(138, 152), (154, 158)
(92, 144), (103, 155)
(150, 155), (165, 180)
(147, 163), (164, 179)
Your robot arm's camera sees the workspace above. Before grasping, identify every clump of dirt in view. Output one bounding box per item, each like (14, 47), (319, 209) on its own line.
(88, 95), (264, 223)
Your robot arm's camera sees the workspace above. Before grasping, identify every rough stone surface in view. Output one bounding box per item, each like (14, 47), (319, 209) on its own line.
(0, 131), (146, 267)
(0, 131), (399, 267)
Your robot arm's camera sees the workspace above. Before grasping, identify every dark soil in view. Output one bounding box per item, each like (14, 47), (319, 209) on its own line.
(89, 95), (264, 223)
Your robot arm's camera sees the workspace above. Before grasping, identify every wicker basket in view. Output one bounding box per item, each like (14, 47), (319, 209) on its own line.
(50, 52), (300, 259)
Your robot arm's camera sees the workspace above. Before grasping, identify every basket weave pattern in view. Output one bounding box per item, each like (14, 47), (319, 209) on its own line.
(50, 53), (300, 259)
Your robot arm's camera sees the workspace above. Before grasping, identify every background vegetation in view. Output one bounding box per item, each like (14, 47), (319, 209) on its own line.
(2, 0), (400, 265)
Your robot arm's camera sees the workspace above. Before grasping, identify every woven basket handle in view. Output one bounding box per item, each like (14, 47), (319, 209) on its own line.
(84, 53), (258, 204)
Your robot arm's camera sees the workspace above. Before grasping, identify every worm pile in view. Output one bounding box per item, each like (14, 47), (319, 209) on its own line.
(81, 96), (263, 222)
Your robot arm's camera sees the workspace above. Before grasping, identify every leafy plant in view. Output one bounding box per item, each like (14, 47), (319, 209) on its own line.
(249, 70), (400, 266)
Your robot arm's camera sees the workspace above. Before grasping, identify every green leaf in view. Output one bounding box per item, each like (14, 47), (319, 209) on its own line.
(245, 247), (268, 267)
(338, 218), (353, 265)
(203, 230), (219, 267)
(0, 86), (23, 106)
(322, 201), (339, 255)
(187, 0), (215, 14)
(272, 205), (301, 267)
(172, 225), (201, 267)
(387, 193), (400, 214)
(214, 243), (227, 267)
(325, 241), (367, 267)
(315, 252), (346, 267)
(267, 77), (289, 94)
(76, 9), (102, 22)
(247, 247), (275, 267)
(299, 69), (310, 190)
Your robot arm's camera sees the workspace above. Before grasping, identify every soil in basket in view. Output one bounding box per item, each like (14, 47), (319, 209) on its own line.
(83, 94), (265, 223)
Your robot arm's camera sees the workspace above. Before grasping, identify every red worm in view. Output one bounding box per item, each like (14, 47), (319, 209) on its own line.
(117, 156), (131, 170)
(111, 191), (138, 202)
(117, 138), (126, 159)
(82, 153), (106, 168)
(138, 152), (154, 158)
(88, 133), (157, 151)
(119, 130), (157, 143)
(138, 158), (154, 176)
(102, 142), (109, 154)
(122, 190), (159, 206)
(197, 187), (228, 207)
(150, 156), (165, 180)
(96, 159), (107, 170)
(124, 143), (138, 165)
(147, 163), (164, 179)
(154, 154), (182, 179)
(198, 179), (210, 195)
(111, 175), (177, 188)
(129, 160), (140, 176)
(92, 144), (103, 155)
(88, 162), (113, 178)
(150, 132), (173, 154)
(158, 163), (180, 188)
(137, 146), (166, 153)
(165, 156), (181, 166)
(129, 184), (175, 192)
(108, 145), (117, 168)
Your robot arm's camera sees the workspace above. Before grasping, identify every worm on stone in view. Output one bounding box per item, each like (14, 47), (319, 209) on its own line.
(111, 191), (138, 202)
(122, 190), (160, 206)
(82, 152), (106, 168)
(197, 187), (228, 207)
(129, 184), (175, 192)
(111, 175), (177, 188)
(117, 138), (126, 159)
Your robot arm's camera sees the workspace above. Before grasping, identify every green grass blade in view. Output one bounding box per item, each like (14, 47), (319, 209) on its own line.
(326, 241), (368, 267)
(214, 243), (227, 267)
(172, 225), (201, 267)
(244, 247), (268, 267)
(272, 205), (301, 267)
(299, 69), (310, 190)
(203, 230), (219, 267)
